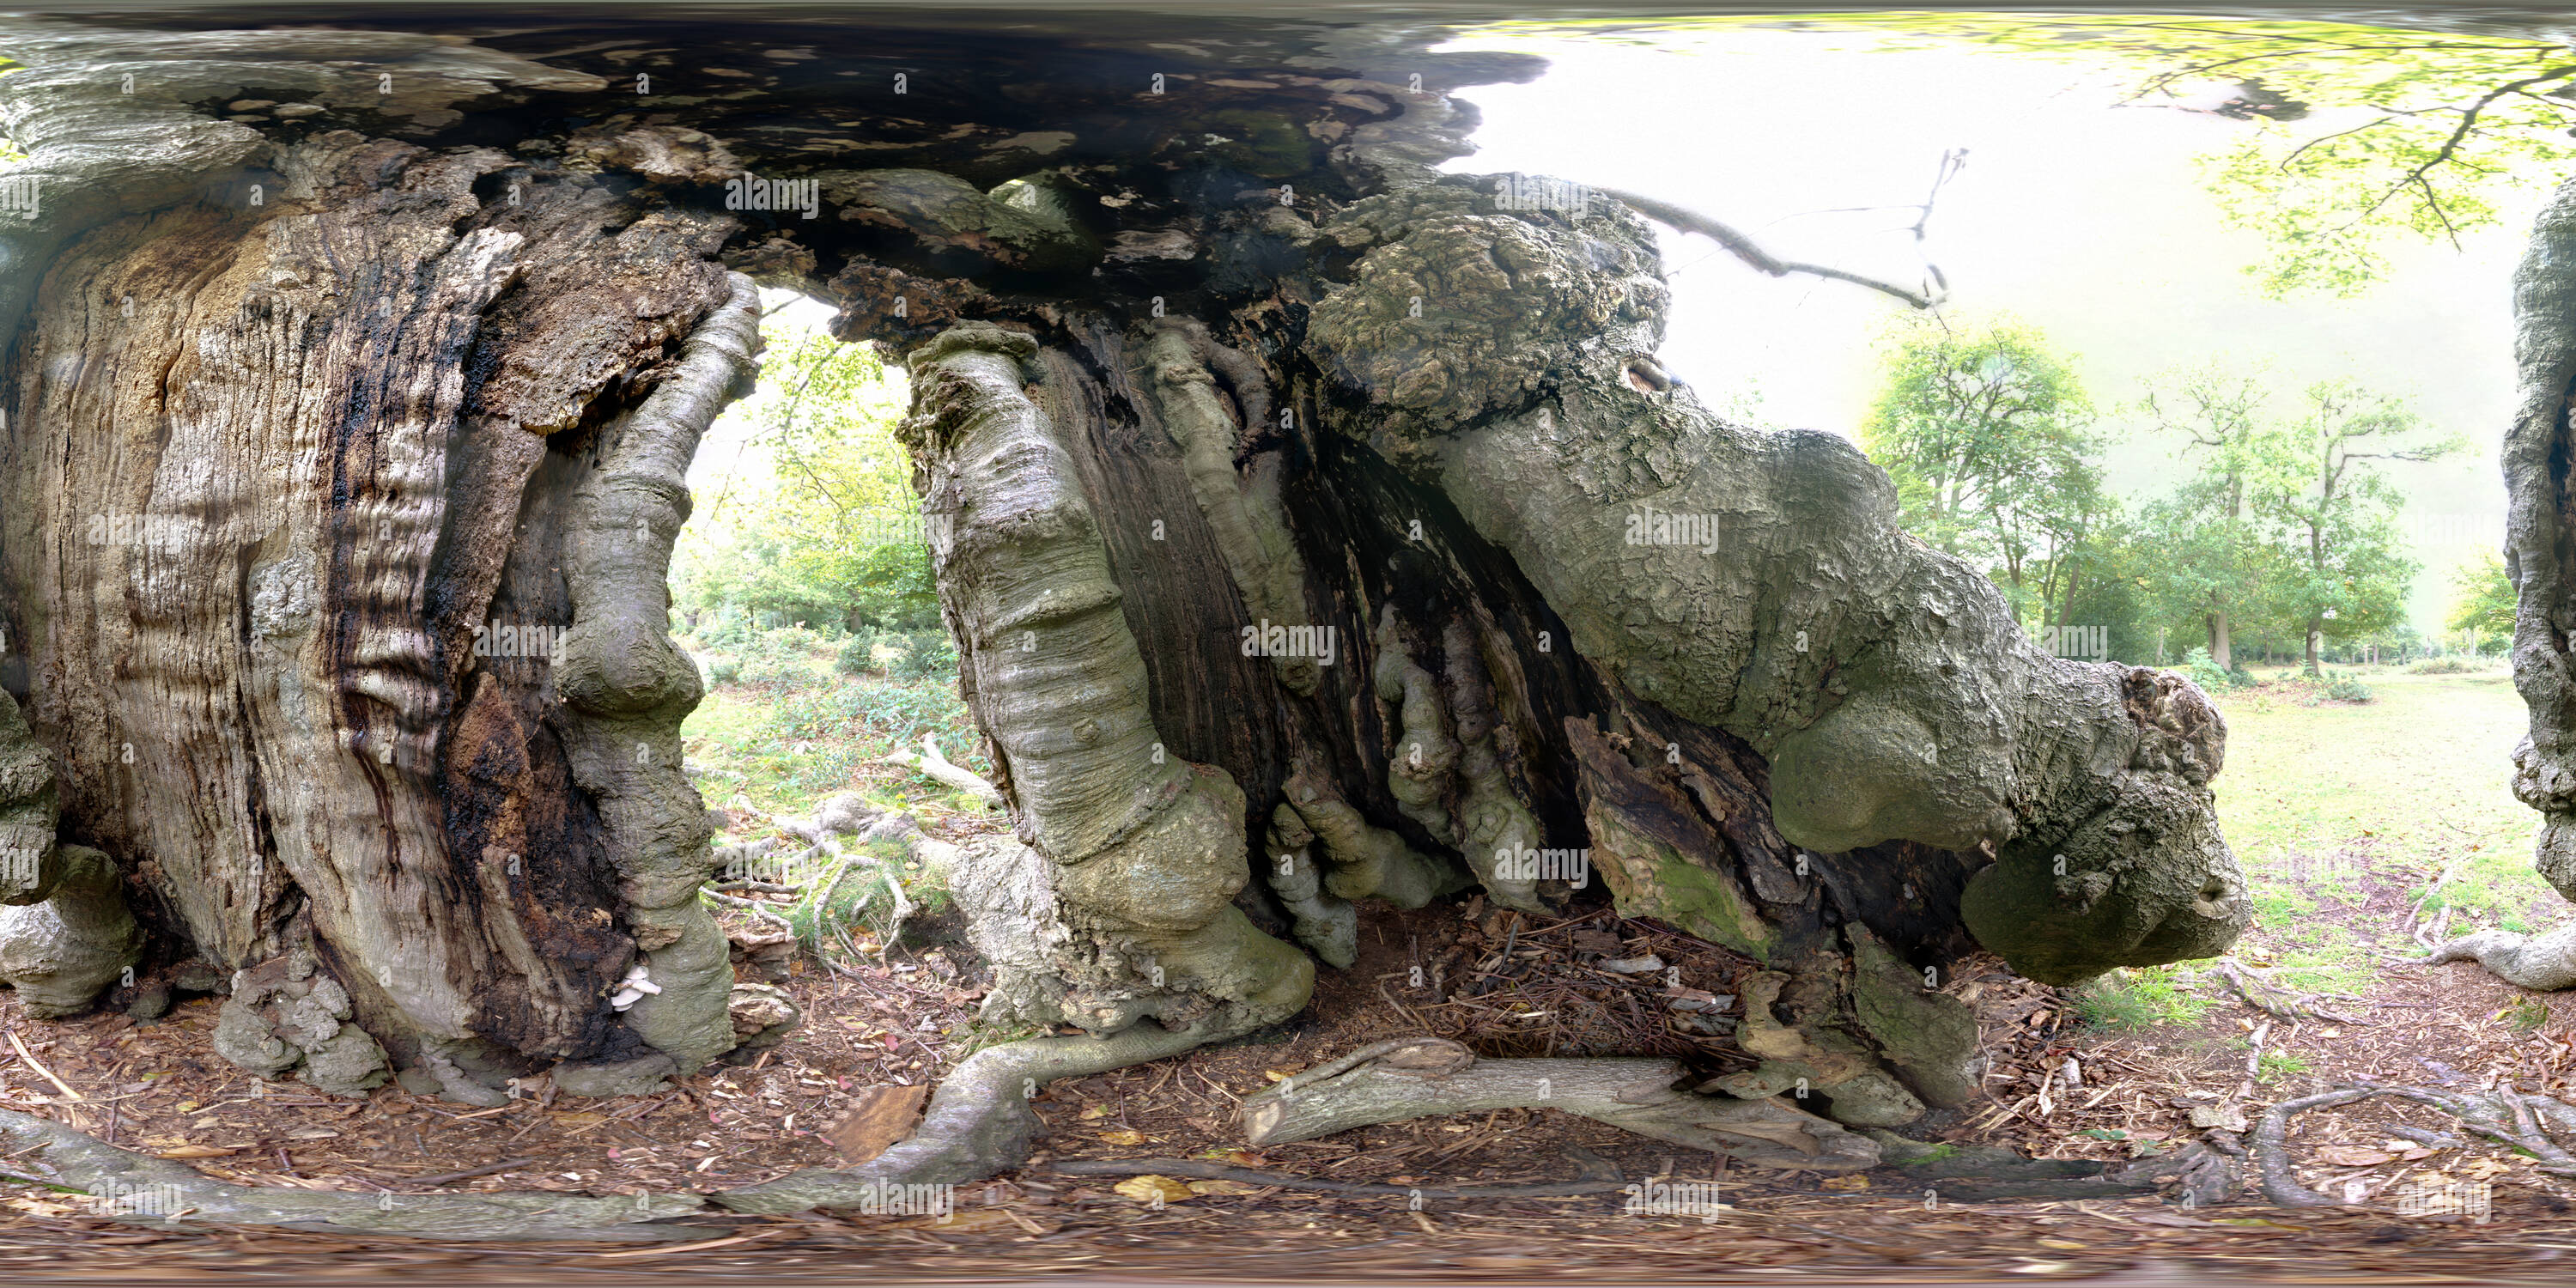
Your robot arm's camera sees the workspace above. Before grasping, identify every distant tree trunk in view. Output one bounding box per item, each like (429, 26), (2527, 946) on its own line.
(2208, 611), (2233, 671)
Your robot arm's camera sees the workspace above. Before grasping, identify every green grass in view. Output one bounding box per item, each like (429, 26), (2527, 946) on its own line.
(2074, 965), (2212, 1030)
(2208, 669), (2560, 959)
(2256, 1050), (2312, 1084)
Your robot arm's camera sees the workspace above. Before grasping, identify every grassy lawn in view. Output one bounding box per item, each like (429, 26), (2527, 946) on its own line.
(2192, 665), (2561, 992)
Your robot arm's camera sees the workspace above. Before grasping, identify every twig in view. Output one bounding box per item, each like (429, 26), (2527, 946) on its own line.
(6, 1033), (82, 1103)
(1598, 186), (1947, 309)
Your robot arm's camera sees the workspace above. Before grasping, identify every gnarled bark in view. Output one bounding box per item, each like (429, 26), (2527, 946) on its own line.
(0, 11), (2257, 1234)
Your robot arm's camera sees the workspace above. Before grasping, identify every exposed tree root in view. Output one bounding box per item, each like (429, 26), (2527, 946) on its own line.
(714, 1024), (1219, 1213)
(2209, 957), (2369, 1024)
(0, 1107), (708, 1241)
(1050, 1153), (1633, 1199)
(2421, 922), (2576, 990)
(0, 1022), (1236, 1234)
(2251, 1082), (2576, 1208)
(1868, 1133), (2239, 1207)
(1236, 1037), (1878, 1171)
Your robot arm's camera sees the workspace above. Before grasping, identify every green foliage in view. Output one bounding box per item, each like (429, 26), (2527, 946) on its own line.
(836, 629), (887, 676)
(890, 629), (960, 682)
(2255, 1049), (2313, 1084)
(674, 309), (938, 634)
(1753, 16), (2576, 295)
(2446, 548), (2515, 640)
(2179, 645), (2235, 692)
(2072, 966), (2210, 1031)
(2321, 671), (2373, 702)
(752, 673), (983, 799)
(706, 656), (743, 684)
(1860, 315), (2109, 624)
(2409, 655), (2483, 675)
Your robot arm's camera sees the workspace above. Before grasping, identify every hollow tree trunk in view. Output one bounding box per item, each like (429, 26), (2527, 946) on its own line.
(1, 14), (2248, 1164)
(0, 25), (758, 1097)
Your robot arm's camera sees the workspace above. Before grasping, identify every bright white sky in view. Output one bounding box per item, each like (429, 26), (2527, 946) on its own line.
(726, 25), (2549, 634)
(1437, 25), (2547, 632)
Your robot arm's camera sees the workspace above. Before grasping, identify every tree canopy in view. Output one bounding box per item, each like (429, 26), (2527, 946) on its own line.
(671, 310), (935, 631)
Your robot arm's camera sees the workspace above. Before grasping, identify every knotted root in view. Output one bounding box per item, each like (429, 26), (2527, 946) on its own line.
(2420, 922), (2576, 991)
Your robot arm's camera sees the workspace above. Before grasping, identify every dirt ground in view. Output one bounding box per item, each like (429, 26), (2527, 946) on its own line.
(9, 884), (2576, 1281)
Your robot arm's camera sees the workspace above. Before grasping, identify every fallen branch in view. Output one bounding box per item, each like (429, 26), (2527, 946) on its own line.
(2422, 922), (2576, 991)
(1236, 1036), (1877, 1172)
(1048, 1155), (1633, 1199)
(2251, 1082), (2576, 1207)
(2211, 958), (2367, 1024)
(881, 735), (1003, 808)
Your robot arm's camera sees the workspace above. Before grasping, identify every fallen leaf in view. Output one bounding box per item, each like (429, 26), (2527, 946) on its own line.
(1818, 1173), (1869, 1191)
(2314, 1145), (2397, 1167)
(1097, 1128), (1151, 1147)
(2037, 1238), (2087, 1252)
(1112, 1175), (1193, 1205)
(1187, 1179), (1264, 1195)
(4, 1197), (78, 1218)
(156, 1145), (236, 1159)
(1079, 1103), (1112, 1121)
(822, 1084), (930, 1165)
(1194, 1148), (1267, 1166)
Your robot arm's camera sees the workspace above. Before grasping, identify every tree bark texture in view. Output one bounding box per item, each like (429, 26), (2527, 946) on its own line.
(0, 14), (2248, 1131)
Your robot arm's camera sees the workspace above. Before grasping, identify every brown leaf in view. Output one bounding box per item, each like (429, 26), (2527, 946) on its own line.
(822, 1084), (929, 1165)
(155, 1145), (236, 1159)
(1113, 1175), (1194, 1205)
(1819, 1173), (1870, 1191)
(2313, 1145), (2397, 1167)
(1187, 1179), (1264, 1195)
(1097, 1128), (1151, 1147)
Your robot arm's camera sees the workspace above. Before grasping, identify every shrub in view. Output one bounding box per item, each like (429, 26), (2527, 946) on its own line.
(2322, 671), (2373, 703)
(836, 629), (886, 676)
(892, 630), (959, 682)
(743, 659), (811, 690)
(2409, 656), (2481, 675)
(707, 656), (743, 684)
(2178, 646), (2239, 692)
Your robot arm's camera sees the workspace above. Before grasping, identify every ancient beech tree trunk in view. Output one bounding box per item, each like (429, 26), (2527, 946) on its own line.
(0, 24), (756, 1100)
(2, 13), (2247, 1202)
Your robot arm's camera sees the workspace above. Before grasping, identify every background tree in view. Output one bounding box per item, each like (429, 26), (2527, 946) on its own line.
(1859, 317), (2102, 623)
(2251, 380), (2458, 673)
(674, 316), (936, 633)
(2131, 365), (2286, 671)
(2447, 548), (2517, 651)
